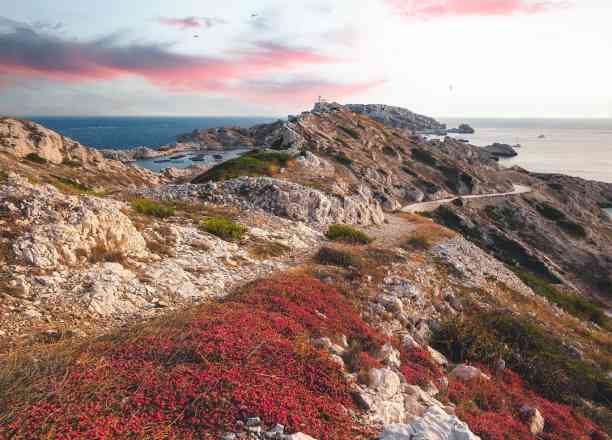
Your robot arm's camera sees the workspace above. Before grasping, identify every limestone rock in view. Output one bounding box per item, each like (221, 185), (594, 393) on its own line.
(519, 405), (545, 435)
(152, 177), (385, 226)
(449, 365), (490, 382)
(379, 405), (480, 440)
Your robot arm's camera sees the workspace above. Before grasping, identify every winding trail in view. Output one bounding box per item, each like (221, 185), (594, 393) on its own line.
(401, 184), (532, 213)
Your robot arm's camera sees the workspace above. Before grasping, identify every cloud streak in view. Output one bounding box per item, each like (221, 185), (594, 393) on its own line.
(157, 16), (225, 29)
(386, 0), (566, 20)
(0, 19), (381, 105)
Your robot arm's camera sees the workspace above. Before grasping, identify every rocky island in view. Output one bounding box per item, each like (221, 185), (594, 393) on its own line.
(1, 104), (611, 439)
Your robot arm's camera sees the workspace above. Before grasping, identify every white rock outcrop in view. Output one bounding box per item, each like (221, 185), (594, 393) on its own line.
(379, 405), (481, 440)
(7, 179), (148, 269)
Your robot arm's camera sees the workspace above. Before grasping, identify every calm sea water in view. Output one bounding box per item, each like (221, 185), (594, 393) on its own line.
(27, 116), (277, 149)
(441, 118), (612, 183)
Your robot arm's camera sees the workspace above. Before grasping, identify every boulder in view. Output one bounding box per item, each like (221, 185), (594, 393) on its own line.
(482, 143), (518, 159)
(519, 405), (545, 435)
(368, 368), (403, 400)
(449, 365), (490, 382)
(379, 405), (480, 440)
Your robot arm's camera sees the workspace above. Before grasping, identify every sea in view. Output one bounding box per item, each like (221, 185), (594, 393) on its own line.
(440, 118), (612, 184)
(28, 116), (612, 185)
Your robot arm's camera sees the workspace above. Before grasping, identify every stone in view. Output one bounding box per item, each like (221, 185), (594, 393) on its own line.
(449, 365), (489, 382)
(379, 405), (480, 440)
(427, 347), (448, 368)
(378, 343), (402, 368)
(368, 368), (402, 400)
(283, 434), (317, 440)
(520, 405), (545, 435)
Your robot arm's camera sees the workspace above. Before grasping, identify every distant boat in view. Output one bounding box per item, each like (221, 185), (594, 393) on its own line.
(538, 134), (546, 139)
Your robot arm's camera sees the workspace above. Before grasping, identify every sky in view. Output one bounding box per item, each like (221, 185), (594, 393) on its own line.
(0, 0), (611, 118)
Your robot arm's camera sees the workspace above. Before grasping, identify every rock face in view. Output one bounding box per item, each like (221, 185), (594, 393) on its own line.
(141, 177), (385, 226)
(432, 170), (612, 298)
(482, 143), (519, 159)
(448, 124), (475, 134)
(341, 103), (446, 132)
(5, 175), (148, 269)
(379, 406), (480, 440)
(0, 117), (103, 165)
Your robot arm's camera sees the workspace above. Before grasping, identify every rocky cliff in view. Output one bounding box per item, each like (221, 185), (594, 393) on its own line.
(342, 103), (446, 132)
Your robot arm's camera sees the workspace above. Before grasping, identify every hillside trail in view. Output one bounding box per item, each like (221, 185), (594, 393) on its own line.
(400, 184), (532, 214)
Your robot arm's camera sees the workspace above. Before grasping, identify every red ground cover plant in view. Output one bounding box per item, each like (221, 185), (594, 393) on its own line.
(400, 347), (444, 387)
(447, 367), (606, 440)
(0, 276), (383, 440)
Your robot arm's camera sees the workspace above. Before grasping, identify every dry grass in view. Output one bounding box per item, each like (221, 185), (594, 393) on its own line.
(401, 222), (456, 251)
(247, 239), (291, 260)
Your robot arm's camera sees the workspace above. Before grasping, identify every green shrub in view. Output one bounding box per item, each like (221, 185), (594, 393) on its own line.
(316, 246), (361, 269)
(338, 125), (360, 140)
(131, 198), (176, 219)
(599, 201), (612, 209)
(201, 217), (247, 241)
(51, 176), (92, 195)
(382, 146), (397, 157)
(514, 269), (607, 326)
(0, 170), (7, 183)
(535, 202), (565, 221)
(334, 153), (353, 167)
(557, 219), (587, 238)
(411, 148), (437, 166)
(192, 151), (291, 183)
(24, 153), (47, 164)
(325, 225), (372, 245)
(402, 235), (431, 251)
(432, 312), (612, 407)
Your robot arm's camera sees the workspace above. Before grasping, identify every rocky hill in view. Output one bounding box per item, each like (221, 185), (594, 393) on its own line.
(342, 103), (446, 132)
(0, 109), (611, 439)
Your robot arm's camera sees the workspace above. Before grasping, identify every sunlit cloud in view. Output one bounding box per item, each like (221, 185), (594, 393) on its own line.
(157, 16), (225, 29)
(0, 19), (379, 105)
(386, 0), (567, 20)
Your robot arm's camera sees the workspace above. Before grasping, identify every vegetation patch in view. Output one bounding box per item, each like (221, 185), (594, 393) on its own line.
(333, 153), (353, 167)
(50, 176), (95, 195)
(23, 153), (47, 164)
(337, 125), (360, 140)
(316, 246), (362, 269)
(0, 277), (382, 439)
(411, 148), (438, 167)
(193, 151), (292, 183)
(432, 312), (612, 408)
(557, 219), (587, 238)
(248, 240), (291, 259)
(0, 170), (7, 183)
(325, 224), (372, 245)
(201, 216), (247, 241)
(598, 201), (612, 209)
(131, 198), (176, 219)
(514, 269), (608, 327)
(447, 368), (606, 440)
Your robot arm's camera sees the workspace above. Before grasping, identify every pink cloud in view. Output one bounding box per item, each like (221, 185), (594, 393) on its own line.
(386, 0), (566, 19)
(0, 26), (378, 105)
(157, 16), (224, 29)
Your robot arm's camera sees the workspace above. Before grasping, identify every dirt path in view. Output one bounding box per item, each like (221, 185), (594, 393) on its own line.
(400, 184), (532, 213)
